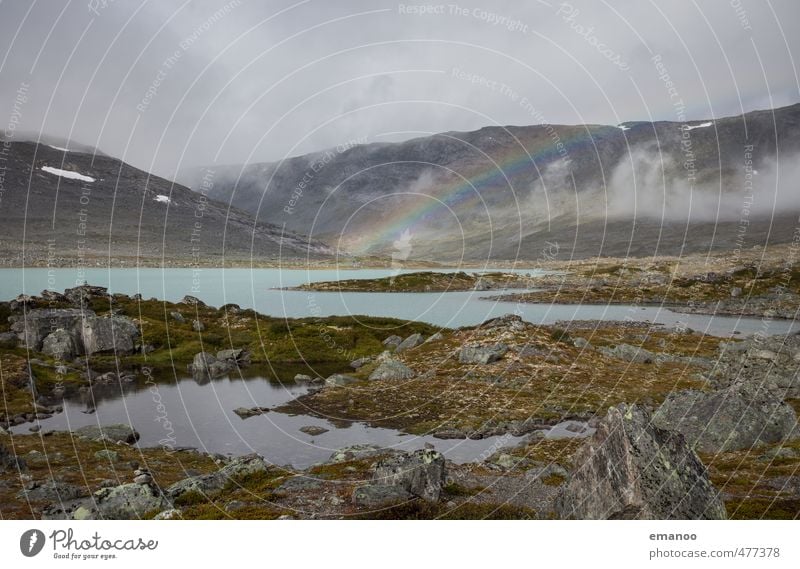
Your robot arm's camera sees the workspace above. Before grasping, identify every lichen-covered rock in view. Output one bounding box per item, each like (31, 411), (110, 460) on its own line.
(79, 315), (139, 355)
(11, 308), (88, 351)
(166, 454), (267, 499)
(352, 484), (412, 508)
(372, 448), (446, 502)
(74, 424), (140, 445)
(382, 335), (403, 349)
(41, 329), (78, 360)
(324, 373), (357, 387)
(395, 333), (424, 353)
(17, 480), (88, 503)
(368, 359), (415, 381)
(91, 483), (169, 519)
(458, 343), (508, 364)
(557, 404), (727, 520)
(597, 343), (654, 363)
(653, 382), (798, 452)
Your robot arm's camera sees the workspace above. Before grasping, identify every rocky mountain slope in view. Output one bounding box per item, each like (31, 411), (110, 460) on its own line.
(0, 141), (332, 266)
(179, 103), (800, 262)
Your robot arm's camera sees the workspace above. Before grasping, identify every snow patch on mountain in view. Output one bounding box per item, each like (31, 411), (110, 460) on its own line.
(40, 166), (95, 182)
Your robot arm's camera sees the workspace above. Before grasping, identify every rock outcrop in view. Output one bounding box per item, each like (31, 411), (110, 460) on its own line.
(368, 359), (415, 381)
(372, 448), (446, 502)
(458, 343), (508, 364)
(557, 404), (727, 520)
(166, 454), (268, 500)
(653, 382), (798, 452)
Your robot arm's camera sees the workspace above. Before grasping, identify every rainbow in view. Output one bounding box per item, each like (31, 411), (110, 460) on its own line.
(354, 124), (628, 252)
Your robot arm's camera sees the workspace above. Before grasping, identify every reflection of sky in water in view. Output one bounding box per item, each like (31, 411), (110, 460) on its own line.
(14, 374), (531, 469)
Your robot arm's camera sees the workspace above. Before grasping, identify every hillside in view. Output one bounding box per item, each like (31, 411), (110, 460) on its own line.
(178, 103), (800, 262)
(0, 141), (333, 266)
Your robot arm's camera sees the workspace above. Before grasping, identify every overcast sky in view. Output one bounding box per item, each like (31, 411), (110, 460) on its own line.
(1, 0), (798, 179)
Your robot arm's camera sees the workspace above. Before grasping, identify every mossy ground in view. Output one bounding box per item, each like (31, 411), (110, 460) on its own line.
(279, 324), (713, 435)
(295, 271), (533, 292)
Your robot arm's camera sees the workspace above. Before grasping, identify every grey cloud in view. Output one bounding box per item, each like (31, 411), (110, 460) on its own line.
(1, 0), (798, 179)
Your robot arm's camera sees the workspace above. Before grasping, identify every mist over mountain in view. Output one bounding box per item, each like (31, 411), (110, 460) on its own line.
(0, 141), (333, 266)
(178, 103), (800, 262)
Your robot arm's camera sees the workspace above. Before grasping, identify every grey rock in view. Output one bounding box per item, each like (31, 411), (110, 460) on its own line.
(233, 406), (270, 419)
(458, 343), (508, 364)
(191, 319), (205, 332)
(598, 343), (654, 364)
(327, 444), (386, 463)
(653, 382), (798, 452)
(217, 348), (249, 364)
(352, 484), (412, 508)
(180, 295), (205, 306)
(153, 508), (182, 520)
(0, 331), (19, 349)
(293, 373), (313, 382)
(170, 311), (185, 323)
(372, 448), (446, 502)
(368, 359), (415, 381)
(382, 335), (403, 349)
(350, 357), (372, 369)
(324, 373), (358, 387)
(395, 333), (424, 353)
(573, 337), (591, 349)
(75, 424), (139, 445)
(556, 404), (727, 520)
(299, 425), (329, 436)
(18, 480), (87, 502)
(273, 476), (324, 497)
(91, 483), (169, 520)
(166, 454), (267, 499)
(11, 308), (89, 352)
(79, 315), (139, 356)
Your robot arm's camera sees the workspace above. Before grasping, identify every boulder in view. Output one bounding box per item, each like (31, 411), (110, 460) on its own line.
(63, 285), (108, 306)
(352, 484), (412, 508)
(233, 407), (270, 419)
(382, 335), (403, 349)
(293, 373), (313, 382)
(74, 424), (140, 445)
(192, 319), (205, 332)
(324, 373), (358, 387)
(368, 359), (415, 381)
(556, 404), (727, 520)
(166, 454), (267, 499)
(458, 343), (508, 364)
(11, 308), (89, 351)
(0, 443), (26, 473)
(395, 333), (424, 353)
(327, 444), (386, 464)
(653, 382), (798, 452)
(189, 351), (217, 375)
(41, 329), (78, 360)
(79, 315), (139, 355)
(180, 295), (205, 307)
(217, 348), (249, 363)
(598, 343), (654, 364)
(0, 331), (19, 349)
(299, 425), (329, 436)
(17, 480), (88, 503)
(480, 314), (525, 331)
(350, 357), (372, 369)
(372, 448), (446, 502)
(169, 311), (185, 323)
(91, 483), (169, 519)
